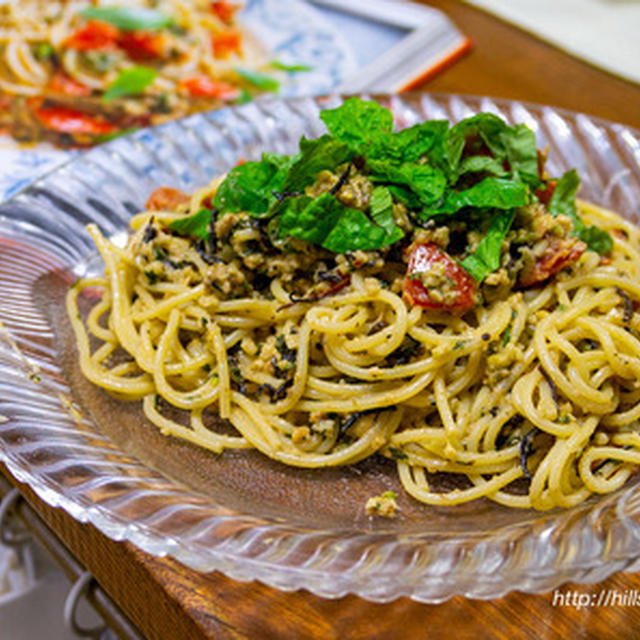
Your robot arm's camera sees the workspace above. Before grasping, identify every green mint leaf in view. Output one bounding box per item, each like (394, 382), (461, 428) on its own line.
(368, 160), (447, 207)
(448, 114), (539, 186)
(369, 186), (396, 235)
(577, 225), (613, 255)
(548, 169), (580, 219)
(366, 121), (449, 167)
(458, 155), (509, 178)
(503, 123), (540, 187)
(169, 208), (213, 239)
(213, 152), (296, 217)
(80, 7), (173, 31)
(282, 135), (352, 193)
(269, 60), (312, 72)
(320, 97), (393, 154)
(235, 68), (279, 92)
(234, 88), (253, 104)
(424, 177), (529, 218)
(278, 194), (343, 246)
(278, 192), (401, 252)
(548, 169), (612, 255)
(323, 207), (402, 252)
(447, 113), (508, 176)
(102, 66), (157, 101)
(460, 209), (515, 281)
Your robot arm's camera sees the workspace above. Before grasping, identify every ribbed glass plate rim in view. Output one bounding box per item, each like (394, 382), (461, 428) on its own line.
(2, 93), (640, 603)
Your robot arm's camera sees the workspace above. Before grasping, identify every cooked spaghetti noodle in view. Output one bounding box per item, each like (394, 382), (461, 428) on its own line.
(66, 99), (640, 511)
(0, 1), (278, 146)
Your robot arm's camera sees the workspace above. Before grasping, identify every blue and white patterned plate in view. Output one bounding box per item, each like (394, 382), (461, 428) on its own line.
(0, 0), (356, 202)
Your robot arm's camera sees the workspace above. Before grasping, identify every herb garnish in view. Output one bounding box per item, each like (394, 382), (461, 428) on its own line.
(103, 66), (157, 102)
(167, 97), (611, 265)
(79, 6), (174, 31)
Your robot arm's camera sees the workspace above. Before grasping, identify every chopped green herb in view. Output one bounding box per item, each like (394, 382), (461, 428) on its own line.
(235, 68), (279, 92)
(103, 66), (157, 102)
(549, 169), (613, 255)
(80, 6), (174, 31)
(269, 60), (312, 72)
(169, 208), (213, 239)
(388, 447), (408, 460)
(33, 42), (54, 60)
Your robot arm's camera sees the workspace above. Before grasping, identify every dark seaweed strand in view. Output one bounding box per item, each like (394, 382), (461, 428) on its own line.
(329, 161), (353, 195)
(208, 206), (218, 253)
(617, 287), (634, 324)
(495, 414), (524, 449)
(257, 378), (294, 403)
(143, 217), (157, 243)
(540, 368), (559, 405)
(271, 190), (302, 203)
(520, 429), (538, 479)
(338, 406), (396, 436)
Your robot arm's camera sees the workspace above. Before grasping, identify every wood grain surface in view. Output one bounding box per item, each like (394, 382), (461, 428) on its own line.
(5, 2), (640, 639)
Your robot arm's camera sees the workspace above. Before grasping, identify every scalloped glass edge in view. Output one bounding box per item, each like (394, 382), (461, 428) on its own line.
(1, 93), (640, 603)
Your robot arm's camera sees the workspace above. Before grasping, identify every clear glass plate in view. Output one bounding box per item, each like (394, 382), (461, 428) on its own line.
(1, 93), (640, 603)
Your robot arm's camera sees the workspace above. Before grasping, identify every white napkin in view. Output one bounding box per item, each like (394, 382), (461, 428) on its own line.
(465, 0), (640, 85)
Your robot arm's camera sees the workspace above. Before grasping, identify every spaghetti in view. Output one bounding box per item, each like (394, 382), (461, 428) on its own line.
(66, 98), (640, 511)
(0, 1), (279, 146)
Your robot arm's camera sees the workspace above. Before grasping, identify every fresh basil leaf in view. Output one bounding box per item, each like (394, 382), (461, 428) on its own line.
(235, 68), (279, 92)
(213, 152), (295, 217)
(278, 192), (401, 252)
(460, 209), (515, 281)
(320, 97), (393, 154)
(269, 60), (312, 72)
(102, 66), (157, 101)
(80, 6), (173, 31)
(169, 208), (213, 239)
(424, 178), (529, 218)
(368, 160), (447, 207)
(548, 169), (612, 255)
(282, 135), (352, 193)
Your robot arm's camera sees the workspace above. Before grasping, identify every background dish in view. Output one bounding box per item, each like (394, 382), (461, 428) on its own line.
(1, 93), (640, 603)
(0, 0), (356, 202)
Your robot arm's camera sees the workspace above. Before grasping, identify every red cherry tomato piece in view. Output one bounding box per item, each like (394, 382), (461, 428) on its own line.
(210, 1), (240, 23)
(535, 179), (557, 206)
(49, 72), (91, 97)
(403, 242), (476, 314)
(145, 187), (189, 211)
(65, 20), (119, 50)
(118, 31), (166, 61)
(212, 30), (242, 58)
(35, 106), (116, 136)
(518, 236), (586, 288)
(178, 76), (239, 100)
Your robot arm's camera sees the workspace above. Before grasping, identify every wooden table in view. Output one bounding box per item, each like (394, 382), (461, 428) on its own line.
(4, 2), (640, 639)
